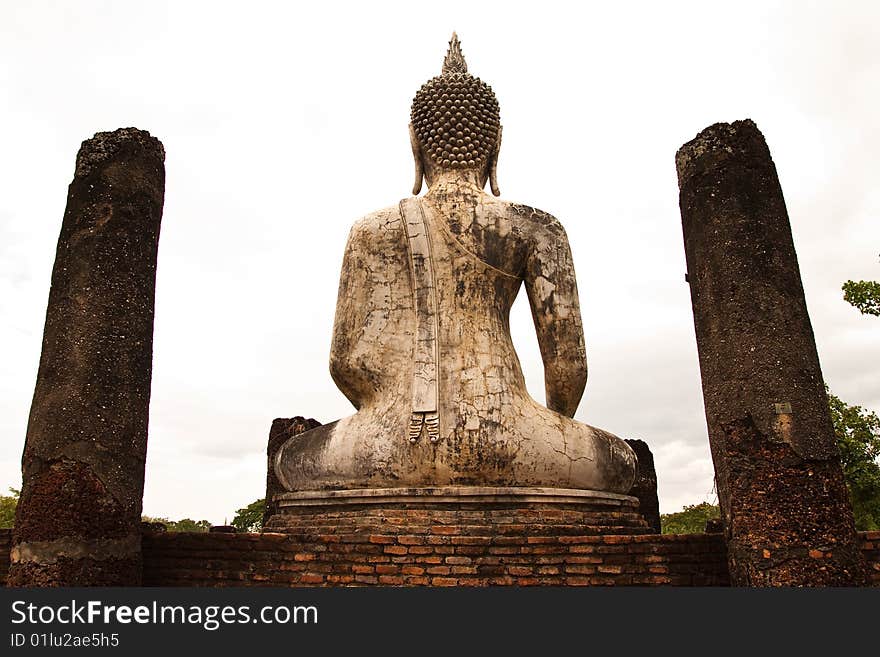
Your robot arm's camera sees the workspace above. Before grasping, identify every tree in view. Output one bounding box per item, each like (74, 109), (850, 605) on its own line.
(141, 515), (211, 532)
(167, 518), (212, 532)
(828, 391), (880, 531)
(0, 488), (19, 529)
(660, 502), (719, 534)
(842, 280), (880, 316)
(232, 498), (265, 533)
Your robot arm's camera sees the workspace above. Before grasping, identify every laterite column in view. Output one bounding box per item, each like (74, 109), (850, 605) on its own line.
(676, 119), (867, 586)
(9, 128), (165, 586)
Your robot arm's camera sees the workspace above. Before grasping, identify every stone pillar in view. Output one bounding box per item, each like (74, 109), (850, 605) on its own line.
(9, 128), (165, 586)
(676, 119), (867, 586)
(263, 416), (321, 526)
(624, 439), (661, 534)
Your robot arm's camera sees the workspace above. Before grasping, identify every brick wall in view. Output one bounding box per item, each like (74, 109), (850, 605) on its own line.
(142, 531), (728, 586)
(2, 529), (877, 586)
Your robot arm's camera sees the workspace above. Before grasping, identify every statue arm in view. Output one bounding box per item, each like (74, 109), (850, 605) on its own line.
(524, 216), (587, 418)
(328, 223), (375, 410)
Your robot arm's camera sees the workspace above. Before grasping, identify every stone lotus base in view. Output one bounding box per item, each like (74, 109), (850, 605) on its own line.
(264, 486), (650, 536)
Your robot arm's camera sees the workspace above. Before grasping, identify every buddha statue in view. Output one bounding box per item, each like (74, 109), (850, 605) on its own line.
(275, 34), (637, 495)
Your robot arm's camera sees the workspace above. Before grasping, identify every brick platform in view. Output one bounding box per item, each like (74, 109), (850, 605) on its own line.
(265, 486), (651, 537)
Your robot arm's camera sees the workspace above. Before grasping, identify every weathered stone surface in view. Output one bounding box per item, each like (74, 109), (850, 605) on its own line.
(275, 35), (636, 495)
(9, 128), (165, 587)
(624, 439), (661, 533)
(677, 119), (867, 586)
(264, 416), (320, 522)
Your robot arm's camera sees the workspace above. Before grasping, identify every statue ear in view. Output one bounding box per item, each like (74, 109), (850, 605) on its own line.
(489, 125), (502, 197)
(409, 123), (424, 195)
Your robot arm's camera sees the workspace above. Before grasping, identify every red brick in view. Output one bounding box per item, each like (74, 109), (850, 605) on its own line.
(445, 556), (472, 565)
(451, 566), (478, 575)
(293, 552), (315, 562)
(369, 535), (395, 544)
(384, 546), (408, 555)
(416, 555), (443, 564)
(559, 536), (600, 544)
(352, 565), (374, 574)
(566, 555), (602, 565)
(508, 566), (533, 576)
(432, 577), (458, 586)
(299, 574), (324, 584)
(375, 564), (400, 575)
(398, 535), (425, 545)
(457, 577), (489, 587)
(379, 575), (404, 585)
(278, 562), (306, 571)
(565, 565), (596, 575)
(565, 576), (591, 586)
(426, 566), (451, 575)
(602, 535), (631, 545)
(451, 536), (492, 546)
(431, 526), (460, 535)
(402, 565), (425, 575)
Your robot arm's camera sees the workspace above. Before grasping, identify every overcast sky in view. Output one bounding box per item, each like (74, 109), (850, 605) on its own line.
(1, 1), (877, 523)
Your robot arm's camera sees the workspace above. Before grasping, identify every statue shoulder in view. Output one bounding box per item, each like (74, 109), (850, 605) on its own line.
(345, 205), (404, 242)
(502, 201), (569, 241)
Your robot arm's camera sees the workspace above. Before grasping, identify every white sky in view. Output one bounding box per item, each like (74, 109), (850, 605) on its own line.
(1, 1), (878, 523)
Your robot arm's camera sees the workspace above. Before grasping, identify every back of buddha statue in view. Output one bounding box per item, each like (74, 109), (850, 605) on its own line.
(273, 33), (636, 495)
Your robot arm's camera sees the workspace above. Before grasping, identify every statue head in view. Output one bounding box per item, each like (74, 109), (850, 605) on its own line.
(409, 33), (502, 196)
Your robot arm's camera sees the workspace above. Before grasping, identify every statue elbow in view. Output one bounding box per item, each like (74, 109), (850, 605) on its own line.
(545, 359), (586, 417)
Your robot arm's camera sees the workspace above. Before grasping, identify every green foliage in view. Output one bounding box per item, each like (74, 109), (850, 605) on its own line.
(141, 515), (212, 532)
(232, 498), (265, 533)
(0, 488), (20, 529)
(828, 391), (880, 531)
(660, 502), (719, 535)
(842, 279), (880, 316)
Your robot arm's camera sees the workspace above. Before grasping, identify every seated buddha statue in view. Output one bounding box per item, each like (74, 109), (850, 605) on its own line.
(275, 34), (636, 494)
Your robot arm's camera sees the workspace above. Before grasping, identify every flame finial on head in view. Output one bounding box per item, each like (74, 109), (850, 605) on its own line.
(411, 32), (502, 195)
(442, 32), (468, 75)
